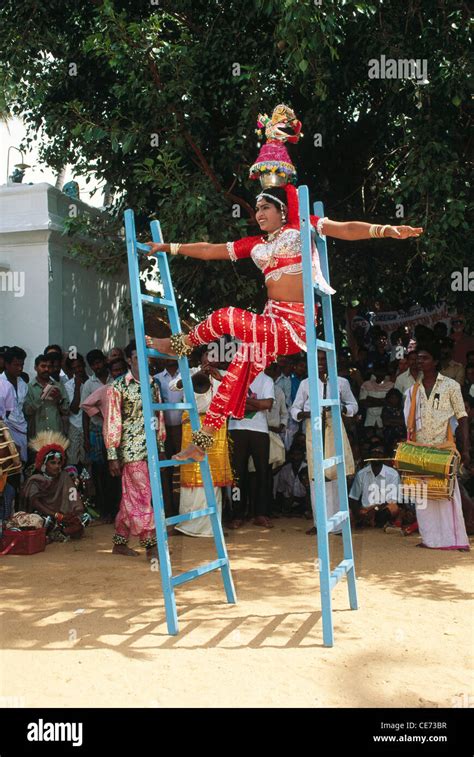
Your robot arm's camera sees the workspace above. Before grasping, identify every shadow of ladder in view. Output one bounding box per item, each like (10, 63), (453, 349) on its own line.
(298, 186), (359, 647)
(123, 209), (236, 635)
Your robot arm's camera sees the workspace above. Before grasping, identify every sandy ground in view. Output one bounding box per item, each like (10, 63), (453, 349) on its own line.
(1, 520), (472, 708)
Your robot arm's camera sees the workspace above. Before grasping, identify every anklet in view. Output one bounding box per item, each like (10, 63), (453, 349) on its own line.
(191, 429), (215, 451)
(169, 332), (193, 358)
(112, 534), (128, 546)
(140, 537), (158, 549)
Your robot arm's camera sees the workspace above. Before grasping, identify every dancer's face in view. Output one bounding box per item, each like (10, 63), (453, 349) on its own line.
(256, 199), (283, 234)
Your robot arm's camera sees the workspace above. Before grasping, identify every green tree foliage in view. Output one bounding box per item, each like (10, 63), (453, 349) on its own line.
(1, 0), (470, 321)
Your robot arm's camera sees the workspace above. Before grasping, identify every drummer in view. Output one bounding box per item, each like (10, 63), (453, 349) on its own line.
(404, 343), (471, 551)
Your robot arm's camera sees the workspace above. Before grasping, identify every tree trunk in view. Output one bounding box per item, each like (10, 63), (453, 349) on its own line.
(102, 182), (113, 207)
(55, 165), (67, 190)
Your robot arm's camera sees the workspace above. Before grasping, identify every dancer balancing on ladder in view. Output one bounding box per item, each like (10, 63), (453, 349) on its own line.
(146, 104), (423, 462)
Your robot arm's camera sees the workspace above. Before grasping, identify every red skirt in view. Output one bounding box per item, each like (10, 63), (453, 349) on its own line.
(188, 300), (309, 430)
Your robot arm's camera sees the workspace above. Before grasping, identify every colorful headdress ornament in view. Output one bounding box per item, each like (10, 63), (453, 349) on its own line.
(249, 103), (302, 188)
(29, 430), (69, 472)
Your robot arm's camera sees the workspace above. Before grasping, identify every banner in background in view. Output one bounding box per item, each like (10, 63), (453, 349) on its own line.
(371, 302), (451, 335)
(346, 302), (455, 358)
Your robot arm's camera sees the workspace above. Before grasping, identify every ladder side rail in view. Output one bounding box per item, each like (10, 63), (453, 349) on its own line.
(313, 201), (349, 498)
(124, 209), (178, 633)
(313, 203), (358, 611)
(149, 221), (201, 435)
(149, 222), (236, 605)
(298, 186), (334, 647)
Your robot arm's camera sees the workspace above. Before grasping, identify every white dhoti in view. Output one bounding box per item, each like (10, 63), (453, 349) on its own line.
(175, 487), (222, 538)
(416, 480), (469, 549)
(305, 417), (353, 534)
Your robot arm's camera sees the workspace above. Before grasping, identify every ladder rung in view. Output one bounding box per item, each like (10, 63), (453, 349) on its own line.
(158, 457), (200, 468)
(316, 339), (335, 352)
(151, 402), (193, 411)
(320, 399), (339, 407)
(327, 511), (349, 533)
(136, 241), (153, 252)
(329, 559), (354, 590)
(166, 507), (216, 526)
(171, 558), (228, 588)
(323, 455), (343, 469)
(146, 348), (173, 359)
(141, 294), (174, 308)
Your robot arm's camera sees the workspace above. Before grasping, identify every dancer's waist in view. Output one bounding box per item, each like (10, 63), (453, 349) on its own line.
(263, 299), (306, 321)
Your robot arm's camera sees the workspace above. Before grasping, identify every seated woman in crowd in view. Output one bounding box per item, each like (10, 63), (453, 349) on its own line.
(20, 431), (86, 541)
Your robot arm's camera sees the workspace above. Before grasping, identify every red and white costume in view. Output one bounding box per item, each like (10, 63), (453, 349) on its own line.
(187, 185), (335, 430)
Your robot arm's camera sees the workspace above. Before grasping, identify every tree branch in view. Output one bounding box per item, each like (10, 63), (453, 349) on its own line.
(145, 56), (254, 217)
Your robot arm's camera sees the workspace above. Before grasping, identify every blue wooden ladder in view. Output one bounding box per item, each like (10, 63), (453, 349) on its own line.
(298, 186), (358, 647)
(123, 209), (236, 635)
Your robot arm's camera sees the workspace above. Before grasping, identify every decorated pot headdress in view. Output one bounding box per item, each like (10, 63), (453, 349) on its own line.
(249, 104), (302, 188)
(29, 430), (69, 472)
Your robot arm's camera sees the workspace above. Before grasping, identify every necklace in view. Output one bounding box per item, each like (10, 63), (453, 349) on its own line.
(261, 225), (285, 245)
(260, 225), (285, 269)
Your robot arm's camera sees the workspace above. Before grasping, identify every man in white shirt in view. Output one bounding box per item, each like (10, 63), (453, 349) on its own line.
(228, 371), (275, 529)
(359, 365), (394, 430)
(275, 356), (293, 408)
(290, 374), (358, 424)
(394, 350), (420, 397)
(349, 442), (401, 527)
(290, 352), (358, 535)
(0, 347), (29, 462)
(81, 349), (117, 520)
(154, 359), (183, 448)
(265, 363), (288, 435)
(0, 375), (15, 421)
(64, 353), (88, 467)
(155, 359), (183, 515)
(0, 347), (29, 513)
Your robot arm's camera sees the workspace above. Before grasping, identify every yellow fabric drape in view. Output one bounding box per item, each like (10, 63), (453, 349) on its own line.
(180, 413), (233, 488)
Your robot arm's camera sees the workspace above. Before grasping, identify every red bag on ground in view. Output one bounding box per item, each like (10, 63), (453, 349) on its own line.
(0, 528), (46, 555)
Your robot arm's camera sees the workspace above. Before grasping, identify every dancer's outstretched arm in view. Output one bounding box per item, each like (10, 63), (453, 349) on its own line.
(322, 219), (423, 240)
(146, 242), (229, 260)
(146, 221), (423, 258)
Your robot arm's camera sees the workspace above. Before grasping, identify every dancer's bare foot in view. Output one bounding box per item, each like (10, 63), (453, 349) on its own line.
(145, 336), (175, 356)
(172, 443), (206, 462)
(112, 544), (139, 557)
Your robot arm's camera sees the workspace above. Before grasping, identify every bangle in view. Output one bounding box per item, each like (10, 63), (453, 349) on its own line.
(170, 243), (182, 255)
(369, 224), (384, 238)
